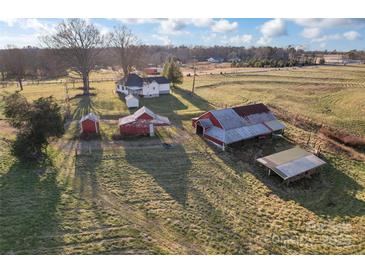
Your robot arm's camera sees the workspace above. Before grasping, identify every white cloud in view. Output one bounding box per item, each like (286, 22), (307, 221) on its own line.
(290, 18), (349, 29)
(343, 30), (361, 40)
(260, 18), (287, 38)
(301, 27), (321, 39)
(0, 34), (39, 48)
(21, 19), (56, 34)
(191, 18), (214, 28)
(229, 34), (253, 45)
(294, 44), (307, 51)
(319, 42), (327, 49)
(312, 34), (342, 43)
(151, 34), (171, 45)
(257, 18), (286, 46)
(159, 19), (189, 35)
(115, 18), (160, 24)
(94, 23), (111, 36)
(289, 18), (365, 30)
(211, 19), (238, 32)
(0, 18), (18, 27)
(257, 36), (272, 46)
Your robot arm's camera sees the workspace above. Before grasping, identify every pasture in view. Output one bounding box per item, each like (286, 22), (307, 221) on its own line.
(0, 65), (364, 254)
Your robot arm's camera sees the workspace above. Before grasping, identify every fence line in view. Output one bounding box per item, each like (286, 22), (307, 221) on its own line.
(0, 77), (119, 87)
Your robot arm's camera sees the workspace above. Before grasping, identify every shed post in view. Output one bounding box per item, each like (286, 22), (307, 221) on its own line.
(149, 124), (155, 136)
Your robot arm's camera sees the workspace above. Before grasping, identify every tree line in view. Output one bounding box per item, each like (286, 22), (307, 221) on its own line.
(1, 18), (364, 94)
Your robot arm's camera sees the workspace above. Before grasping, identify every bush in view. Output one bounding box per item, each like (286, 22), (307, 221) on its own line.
(4, 93), (64, 160)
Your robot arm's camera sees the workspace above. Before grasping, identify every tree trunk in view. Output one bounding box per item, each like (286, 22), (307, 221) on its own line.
(122, 66), (129, 76)
(82, 73), (89, 95)
(1, 71), (4, 82)
(18, 78), (23, 91)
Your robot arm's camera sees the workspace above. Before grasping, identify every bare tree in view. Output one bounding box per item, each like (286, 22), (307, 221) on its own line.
(0, 52), (6, 82)
(2, 46), (28, 90)
(43, 19), (105, 95)
(109, 26), (143, 75)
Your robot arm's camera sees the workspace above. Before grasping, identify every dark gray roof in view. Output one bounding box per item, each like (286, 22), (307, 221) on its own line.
(121, 74), (170, 86)
(122, 73), (143, 87)
(144, 76), (170, 84)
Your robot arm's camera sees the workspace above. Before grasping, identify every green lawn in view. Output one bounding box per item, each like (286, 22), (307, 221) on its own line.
(0, 66), (364, 254)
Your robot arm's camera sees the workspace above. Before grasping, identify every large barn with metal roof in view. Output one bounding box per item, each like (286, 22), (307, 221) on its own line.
(192, 103), (285, 149)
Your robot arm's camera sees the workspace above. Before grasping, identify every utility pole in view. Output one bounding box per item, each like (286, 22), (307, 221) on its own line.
(192, 56), (196, 95)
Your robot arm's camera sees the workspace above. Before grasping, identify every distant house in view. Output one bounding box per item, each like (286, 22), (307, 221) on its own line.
(116, 73), (170, 97)
(257, 147), (326, 182)
(192, 103), (285, 150)
(125, 94), (139, 108)
(118, 106), (170, 136)
(207, 57), (224, 63)
(80, 113), (100, 134)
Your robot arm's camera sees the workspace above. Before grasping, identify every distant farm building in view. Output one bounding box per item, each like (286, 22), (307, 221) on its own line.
(207, 57), (224, 63)
(192, 103), (285, 150)
(125, 94), (139, 108)
(315, 54), (363, 65)
(118, 106), (170, 136)
(143, 67), (162, 75)
(116, 73), (170, 97)
(80, 113), (100, 134)
(256, 147), (326, 182)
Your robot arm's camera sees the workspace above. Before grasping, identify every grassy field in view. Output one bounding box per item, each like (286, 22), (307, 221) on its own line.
(180, 65), (365, 136)
(0, 66), (364, 254)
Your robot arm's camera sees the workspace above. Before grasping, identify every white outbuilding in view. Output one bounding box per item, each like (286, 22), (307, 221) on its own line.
(125, 94), (139, 108)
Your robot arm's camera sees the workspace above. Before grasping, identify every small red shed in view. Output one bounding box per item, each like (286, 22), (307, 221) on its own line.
(118, 106), (170, 136)
(80, 113), (100, 134)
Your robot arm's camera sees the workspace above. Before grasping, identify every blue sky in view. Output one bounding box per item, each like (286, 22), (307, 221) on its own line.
(0, 18), (364, 51)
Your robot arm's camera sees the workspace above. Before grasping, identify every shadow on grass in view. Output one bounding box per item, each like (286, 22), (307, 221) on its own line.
(214, 136), (365, 218)
(74, 140), (103, 201)
(72, 95), (99, 120)
(173, 87), (215, 112)
(0, 155), (62, 254)
(125, 145), (191, 207)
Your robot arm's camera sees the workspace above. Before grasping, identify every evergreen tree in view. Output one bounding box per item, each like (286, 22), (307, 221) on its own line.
(162, 58), (183, 86)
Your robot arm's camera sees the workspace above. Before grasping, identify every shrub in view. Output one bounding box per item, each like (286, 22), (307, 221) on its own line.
(4, 93), (64, 160)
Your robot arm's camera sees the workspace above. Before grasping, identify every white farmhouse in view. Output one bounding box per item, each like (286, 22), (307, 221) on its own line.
(116, 73), (170, 97)
(125, 94), (139, 108)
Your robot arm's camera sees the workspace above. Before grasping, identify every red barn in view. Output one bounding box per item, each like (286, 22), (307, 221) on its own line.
(192, 103), (286, 150)
(118, 106), (170, 136)
(80, 113), (100, 134)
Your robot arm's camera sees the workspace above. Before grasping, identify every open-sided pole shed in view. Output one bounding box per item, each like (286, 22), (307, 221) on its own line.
(256, 147), (326, 182)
